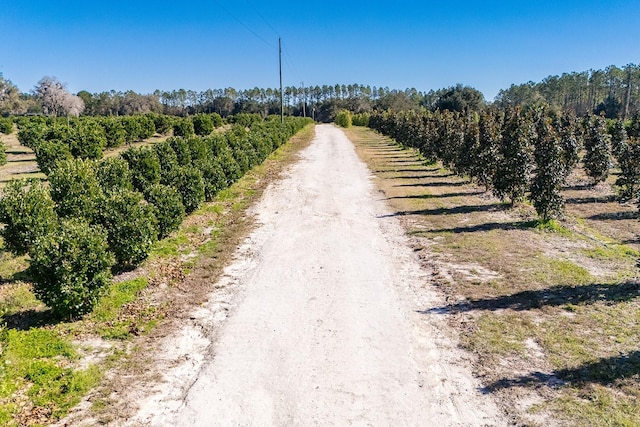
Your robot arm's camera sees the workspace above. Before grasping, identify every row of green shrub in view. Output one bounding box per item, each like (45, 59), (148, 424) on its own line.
(0, 116), (312, 318)
(369, 108), (640, 221)
(13, 113), (225, 172)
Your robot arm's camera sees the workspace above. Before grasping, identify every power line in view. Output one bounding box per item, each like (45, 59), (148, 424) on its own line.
(213, 0), (276, 49)
(244, 0), (280, 37)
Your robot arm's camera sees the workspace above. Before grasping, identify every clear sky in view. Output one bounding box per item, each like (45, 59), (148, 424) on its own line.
(1, 0), (639, 101)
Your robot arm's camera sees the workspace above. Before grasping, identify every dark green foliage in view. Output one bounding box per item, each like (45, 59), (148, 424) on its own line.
(216, 149), (241, 185)
(121, 116), (142, 143)
(101, 117), (126, 148)
(0, 179), (58, 256)
(96, 157), (133, 193)
(186, 136), (211, 163)
(48, 158), (103, 220)
(195, 159), (227, 201)
(137, 115), (156, 139)
(0, 139), (7, 166)
(211, 113), (223, 128)
(229, 113), (262, 127)
(69, 119), (107, 159)
(169, 137), (192, 166)
(121, 146), (161, 192)
(0, 117), (13, 134)
(144, 184), (185, 239)
(556, 114), (580, 178)
(583, 115), (611, 185)
(173, 118), (195, 138)
(434, 84), (485, 113)
(30, 219), (113, 318)
(98, 189), (158, 270)
(476, 111), (501, 190)
(152, 114), (174, 135)
(192, 114), (214, 136)
(530, 118), (566, 221)
(17, 122), (46, 149)
(491, 108), (535, 204)
(153, 140), (180, 184)
(457, 114), (480, 177)
(615, 138), (640, 202)
(171, 166), (205, 214)
(610, 119), (628, 160)
(33, 140), (72, 175)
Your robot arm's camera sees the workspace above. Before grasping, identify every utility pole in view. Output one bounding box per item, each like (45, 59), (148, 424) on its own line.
(279, 37), (283, 124)
(301, 81), (306, 117)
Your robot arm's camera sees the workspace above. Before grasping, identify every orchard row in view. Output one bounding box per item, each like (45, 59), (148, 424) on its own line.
(368, 109), (640, 221)
(0, 116), (312, 317)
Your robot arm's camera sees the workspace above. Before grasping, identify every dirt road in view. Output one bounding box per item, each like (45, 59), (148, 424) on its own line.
(137, 124), (506, 426)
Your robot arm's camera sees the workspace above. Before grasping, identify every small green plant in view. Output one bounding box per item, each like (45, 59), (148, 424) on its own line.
(0, 117), (13, 134)
(335, 110), (352, 128)
(173, 118), (195, 138)
(33, 140), (73, 175)
(145, 184), (185, 239)
(0, 179), (58, 256)
(96, 157), (133, 193)
(171, 166), (205, 214)
(0, 138), (7, 166)
(98, 189), (158, 270)
(30, 218), (114, 318)
(121, 146), (161, 192)
(48, 158), (103, 221)
(192, 114), (214, 136)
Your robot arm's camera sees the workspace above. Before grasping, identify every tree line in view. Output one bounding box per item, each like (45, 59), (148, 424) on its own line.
(496, 64), (640, 119)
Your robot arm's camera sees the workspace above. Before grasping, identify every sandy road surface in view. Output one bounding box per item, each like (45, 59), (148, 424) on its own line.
(141, 124), (506, 426)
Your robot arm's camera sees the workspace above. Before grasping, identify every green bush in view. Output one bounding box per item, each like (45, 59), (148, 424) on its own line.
(0, 139), (7, 166)
(211, 113), (223, 128)
(195, 159), (227, 201)
(98, 189), (158, 270)
(173, 118), (195, 138)
(121, 116), (142, 144)
(192, 114), (214, 136)
(30, 218), (114, 318)
(101, 117), (127, 148)
(352, 113), (370, 127)
(152, 114), (174, 135)
(48, 158), (103, 220)
(169, 137), (192, 166)
(0, 117), (13, 134)
(229, 113), (262, 127)
(153, 140), (180, 184)
(121, 146), (161, 192)
(583, 114), (612, 185)
(69, 119), (107, 160)
(96, 157), (133, 193)
(335, 110), (352, 128)
(145, 184), (185, 239)
(0, 179), (58, 256)
(33, 140), (72, 175)
(17, 122), (46, 149)
(171, 166), (205, 214)
(137, 115), (156, 139)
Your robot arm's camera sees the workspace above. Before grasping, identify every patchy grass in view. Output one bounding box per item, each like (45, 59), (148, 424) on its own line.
(347, 126), (640, 426)
(0, 124), (316, 425)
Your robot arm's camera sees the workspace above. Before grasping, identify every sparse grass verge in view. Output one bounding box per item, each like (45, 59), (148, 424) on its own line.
(0, 124), (315, 426)
(346, 126), (639, 426)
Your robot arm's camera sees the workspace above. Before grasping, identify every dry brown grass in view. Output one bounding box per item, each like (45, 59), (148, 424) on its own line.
(346, 126), (640, 427)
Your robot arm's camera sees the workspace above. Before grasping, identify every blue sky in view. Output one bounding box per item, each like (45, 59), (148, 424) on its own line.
(1, 1), (639, 100)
